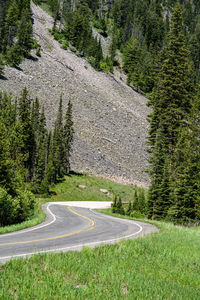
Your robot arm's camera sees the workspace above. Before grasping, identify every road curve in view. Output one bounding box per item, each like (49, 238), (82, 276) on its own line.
(0, 202), (158, 263)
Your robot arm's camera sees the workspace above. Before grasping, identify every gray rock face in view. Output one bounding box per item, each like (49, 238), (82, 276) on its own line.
(0, 3), (151, 185)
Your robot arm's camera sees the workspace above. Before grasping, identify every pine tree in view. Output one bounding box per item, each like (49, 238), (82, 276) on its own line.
(156, 3), (193, 157)
(3, 0), (19, 49)
(0, 121), (13, 194)
(0, 54), (4, 75)
(32, 106), (48, 191)
(43, 132), (55, 187)
(126, 200), (132, 216)
(112, 195), (117, 213)
(132, 188), (139, 211)
(169, 94), (200, 223)
(63, 99), (74, 174)
(53, 95), (64, 180)
(116, 196), (124, 215)
(147, 3), (194, 221)
(17, 7), (33, 58)
(18, 88), (35, 181)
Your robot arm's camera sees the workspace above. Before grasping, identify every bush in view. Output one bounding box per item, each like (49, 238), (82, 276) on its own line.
(112, 195), (125, 215)
(52, 32), (61, 41)
(61, 40), (69, 50)
(16, 190), (35, 223)
(100, 57), (113, 73)
(32, 39), (40, 49)
(0, 55), (4, 76)
(88, 56), (96, 68)
(0, 188), (35, 226)
(6, 45), (22, 67)
(130, 210), (146, 219)
(0, 188), (14, 226)
(69, 46), (77, 53)
(36, 47), (41, 57)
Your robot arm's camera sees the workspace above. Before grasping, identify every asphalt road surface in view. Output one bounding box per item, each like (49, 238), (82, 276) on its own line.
(0, 202), (158, 263)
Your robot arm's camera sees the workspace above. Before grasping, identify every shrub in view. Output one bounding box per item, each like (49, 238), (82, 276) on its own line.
(16, 190), (35, 223)
(112, 195), (124, 215)
(100, 57), (113, 73)
(61, 41), (69, 50)
(88, 56), (96, 68)
(130, 210), (146, 219)
(0, 188), (35, 226)
(69, 46), (77, 53)
(0, 55), (4, 76)
(6, 45), (22, 67)
(0, 188), (20, 226)
(36, 47), (41, 57)
(32, 39), (40, 49)
(0, 188), (14, 226)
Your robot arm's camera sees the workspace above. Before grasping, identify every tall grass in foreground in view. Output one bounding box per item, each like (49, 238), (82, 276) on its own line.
(0, 220), (199, 299)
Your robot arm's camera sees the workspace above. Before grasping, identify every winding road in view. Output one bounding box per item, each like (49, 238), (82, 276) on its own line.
(0, 202), (158, 263)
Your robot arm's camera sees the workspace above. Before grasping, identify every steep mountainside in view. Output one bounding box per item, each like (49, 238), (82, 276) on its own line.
(0, 3), (150, 185)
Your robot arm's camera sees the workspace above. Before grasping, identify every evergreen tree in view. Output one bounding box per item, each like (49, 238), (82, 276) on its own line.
(147, 3), (196, 222)
(0, 54), (4, 75)
(155, 3), (193, 156)
(63, 99), (74, 174)
(17, 7), (33, 58)
(126, 200), (132, 216)
(43, 132), (55, 187)
(112, 195), (117, 213)
(132, 188), (139, 211)
(18, 88), (35, 181)
(32, 105), (48, 191)
(0, 121), (14, 194)
(169, 95), (200, 223)
(116, 196), (124, 215)
(53, 95), (64, 179)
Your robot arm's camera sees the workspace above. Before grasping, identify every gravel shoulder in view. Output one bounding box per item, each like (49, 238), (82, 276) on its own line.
(0, 2), (151, 184)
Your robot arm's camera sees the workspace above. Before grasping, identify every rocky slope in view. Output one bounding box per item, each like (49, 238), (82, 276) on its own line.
(0, 3), (151, 185)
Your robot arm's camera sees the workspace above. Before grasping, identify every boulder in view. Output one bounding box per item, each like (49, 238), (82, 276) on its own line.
(100, 189), (109, 195)
(78, 185), (86, 190)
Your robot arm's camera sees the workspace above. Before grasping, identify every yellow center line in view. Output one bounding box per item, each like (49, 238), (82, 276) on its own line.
(0, 206), (96, 247)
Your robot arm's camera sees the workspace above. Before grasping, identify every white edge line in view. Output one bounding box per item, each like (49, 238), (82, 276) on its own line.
(0, 204), (56, 237)
(0, 220), (143, 261)
(0, 202), (111, 237)
(0, 203), (143, 261)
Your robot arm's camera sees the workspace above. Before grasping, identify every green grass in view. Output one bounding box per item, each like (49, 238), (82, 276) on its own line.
(0, 216), (199, 299)
(43, 173), (136, 203)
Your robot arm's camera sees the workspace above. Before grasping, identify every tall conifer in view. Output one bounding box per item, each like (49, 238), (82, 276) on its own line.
(63, 99), (74, 174)
(147, 3), (194, 221)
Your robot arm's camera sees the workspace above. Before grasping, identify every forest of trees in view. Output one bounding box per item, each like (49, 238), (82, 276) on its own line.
(112, 3), (200, 225)
(34, 0), (200, 93)
(110, 0), (200, 93)
(0, 88), (74, 226)
(147, 3), (200, 225)
(0, 0), (34, 70)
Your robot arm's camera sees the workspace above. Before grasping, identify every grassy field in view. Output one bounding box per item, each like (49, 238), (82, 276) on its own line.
(0, 215), (199, 299)
(43, 172), (137, 203)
